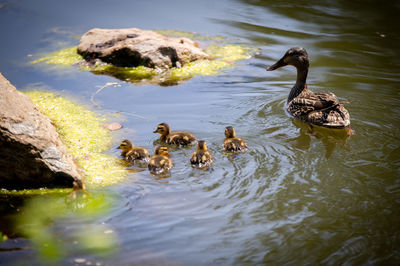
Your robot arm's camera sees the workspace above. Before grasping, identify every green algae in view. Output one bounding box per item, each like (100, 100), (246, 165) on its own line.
(30, 46), (83, 66)
(91, 64), (157, 81)
(25, 91), (128, 187)
(168, 59), (231, 82)
(166, 43), (252, 82)
(14, 190), (118, 262)
(205, 44), (253, 61)
(29, 30), (255, 84)
(0, 188), (72, 196)
(155, 29), (225, 41)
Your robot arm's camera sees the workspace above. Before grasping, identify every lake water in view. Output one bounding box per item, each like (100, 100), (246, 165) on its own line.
(1, 0), (400, 265)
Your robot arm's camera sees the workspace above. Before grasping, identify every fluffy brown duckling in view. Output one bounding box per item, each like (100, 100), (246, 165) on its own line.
(223, 126), (248, 152)
(117, 139), (150, 163)
(190, 140), (213, 169)
(267, 47), (351, 129)
(153, 123), (196, 146)
(148, 146), (173, 175)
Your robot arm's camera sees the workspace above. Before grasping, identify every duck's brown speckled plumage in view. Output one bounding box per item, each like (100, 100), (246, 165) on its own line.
(267, 47), (350, 128)
(223, 126), (248, 152)
(190, 140), (213, 168)
(153, 123), (196, 146)
(117, 139), (150, 163)
(148, 146), (173, 175)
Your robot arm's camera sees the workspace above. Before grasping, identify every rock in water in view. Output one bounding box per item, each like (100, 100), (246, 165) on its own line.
(0, 74), (84, 190)
(77, 28), (210, 69)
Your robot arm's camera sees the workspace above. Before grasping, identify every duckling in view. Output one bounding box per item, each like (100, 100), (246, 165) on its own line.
(153, 123), (196, 146)
(148, 146), (173, 175)
(190, 140), (213, 169)
(117, 139), (150, 163)
(223, 126), (248, 152)
(267, 47), (351, 129)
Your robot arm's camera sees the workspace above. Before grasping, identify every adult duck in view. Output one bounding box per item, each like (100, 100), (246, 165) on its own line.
(267, 47), (350, 129)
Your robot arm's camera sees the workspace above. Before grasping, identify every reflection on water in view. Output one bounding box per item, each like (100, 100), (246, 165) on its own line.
(0, 191), (118, 264)
(289, 118), (350, 158)
(1, 0), (400, 265)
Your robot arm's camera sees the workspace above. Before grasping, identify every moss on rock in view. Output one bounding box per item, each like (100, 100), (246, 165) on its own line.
(29, 30), (255, 85)
(25, 91), (128, 187)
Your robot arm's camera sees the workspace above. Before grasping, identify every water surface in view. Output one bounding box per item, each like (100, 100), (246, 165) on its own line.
(1, 0), (399, 265)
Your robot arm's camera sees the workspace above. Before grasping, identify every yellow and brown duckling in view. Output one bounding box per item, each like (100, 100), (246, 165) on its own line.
(153, 122), (196, 146)
(190, 140), (213, 169)
(148, 145), (173, 175)
(267, 47), (351, 130)
(117, 139), (150, 163)
(223, 126), (248, 152)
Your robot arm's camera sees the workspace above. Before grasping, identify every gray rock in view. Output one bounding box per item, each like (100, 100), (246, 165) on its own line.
(77, 28), (210, 69)
(0, 74), (84, 190)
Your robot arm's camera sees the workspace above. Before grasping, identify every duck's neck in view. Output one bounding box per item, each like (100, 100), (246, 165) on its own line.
(288, 67), (308, 103)
(160, 131), (169, 142)
(160, 134), (167, 141)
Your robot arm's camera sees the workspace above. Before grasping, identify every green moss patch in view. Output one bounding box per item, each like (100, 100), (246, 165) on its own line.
(29, 30), (255, 85)
(90, 64), (157, 81)
(30, 46), (83, 66)
(25, 91), (128, 187)
(155, 29), (225, 41)
(13, 191), (118, 262)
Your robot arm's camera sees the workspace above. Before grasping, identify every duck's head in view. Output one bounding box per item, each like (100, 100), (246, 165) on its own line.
(267, 47), (309, 71)
(197, 140), (208, 151)
(117, 139), (133, 152)
(225, 126), (236, 138)
(154, 145), (170, 157)
(153, 123), (170, 136)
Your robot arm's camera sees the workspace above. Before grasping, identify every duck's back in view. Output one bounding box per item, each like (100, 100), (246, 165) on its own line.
(167, 131), (196, 146)
(148, 155), (173, 174)
(223, 137), (247, 152)
(287, 89), (350, 128)
(126, 147), (150, 162)
(190, 150), (213, 168)
(307, 104), (350, 128)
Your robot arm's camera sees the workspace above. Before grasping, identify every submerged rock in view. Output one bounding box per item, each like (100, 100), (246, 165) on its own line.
(77, 28), (210, 69)
(0, 74), (84, 190)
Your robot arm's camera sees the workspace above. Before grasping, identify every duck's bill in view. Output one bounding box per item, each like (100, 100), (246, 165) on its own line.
(266, 58), (287, 71)
(153, 130), (157, 133)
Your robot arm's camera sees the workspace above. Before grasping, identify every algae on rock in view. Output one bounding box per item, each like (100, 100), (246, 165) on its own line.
(29, 30), (256, 85)
(25, 91), (128, 187)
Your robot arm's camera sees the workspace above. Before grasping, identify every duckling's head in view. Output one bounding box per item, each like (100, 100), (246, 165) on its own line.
(154, 145), (170, 157)
(267, 47), (309, 71)
(153, 123), (170, 136)
(117, 139), (133, 152)
(197, 140), (208, 151)
(225, 126), (236, 138)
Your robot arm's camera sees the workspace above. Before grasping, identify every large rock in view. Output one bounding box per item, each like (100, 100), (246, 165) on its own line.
(77, 28), (210, 69)
(0, 74), (84, 190)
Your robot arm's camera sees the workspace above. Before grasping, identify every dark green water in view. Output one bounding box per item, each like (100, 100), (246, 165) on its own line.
(1, 0), (400, 265)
